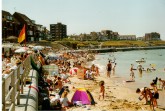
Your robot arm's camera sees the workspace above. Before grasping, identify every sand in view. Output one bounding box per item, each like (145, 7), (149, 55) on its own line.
(61, 73), (165, 111)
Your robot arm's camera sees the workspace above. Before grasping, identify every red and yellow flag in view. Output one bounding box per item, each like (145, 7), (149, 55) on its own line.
(18, 25), (26, 43)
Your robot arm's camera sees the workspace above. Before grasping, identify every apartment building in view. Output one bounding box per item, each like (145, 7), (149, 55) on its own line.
(50, 22), (67, 40)
(2, 10), (20, 41)
(145, 32), (160, 41)
(13, 12), (36, 42)
(101, 30), (119, 40)
(119, 35), (136, 40)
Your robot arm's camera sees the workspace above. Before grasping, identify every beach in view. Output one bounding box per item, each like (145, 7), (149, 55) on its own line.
(2, 43), (165, 111)
(60, 49), (165, 111)
(61, 61), (164, 111)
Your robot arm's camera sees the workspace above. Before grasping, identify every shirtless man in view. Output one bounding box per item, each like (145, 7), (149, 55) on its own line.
(106, 61), (112, 78)
(57, 77), (63, 90)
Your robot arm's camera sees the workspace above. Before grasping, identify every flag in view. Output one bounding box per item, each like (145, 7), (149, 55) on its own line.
(18, 25), (25, 43)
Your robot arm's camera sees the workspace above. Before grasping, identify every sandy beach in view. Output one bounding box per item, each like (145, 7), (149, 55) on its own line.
(62, 72), (164, 111)
(42, 48), (165, 111)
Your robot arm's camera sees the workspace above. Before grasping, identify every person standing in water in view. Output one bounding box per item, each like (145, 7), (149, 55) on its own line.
(112, 63), (117, 75)
(130, 64), (135, 80)
(106, 61), (112, 78)
(137, 63), (143, 77)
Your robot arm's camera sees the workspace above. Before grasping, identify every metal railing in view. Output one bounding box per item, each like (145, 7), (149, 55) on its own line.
(2, 54), (35, 111)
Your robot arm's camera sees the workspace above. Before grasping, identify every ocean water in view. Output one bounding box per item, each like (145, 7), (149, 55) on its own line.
(92, 49), (165, 87)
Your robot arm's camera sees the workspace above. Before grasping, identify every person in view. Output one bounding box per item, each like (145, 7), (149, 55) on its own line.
(106, 61), (112, 78)
(49, 93), (61, 110)
(130, 64), (135, 80)
(98, 81), (105, 100)
(85, 69), (91, 79)
(60, 90), (71, 109)
(95, 66), (100, 76)
(137, 63), (143, 74)
(150, 82), (159, 108)
(136, 87), (153, 105)
(57, 77), (63, 90)
(158, 78), (165, 90)
(112, 63), (116, 75)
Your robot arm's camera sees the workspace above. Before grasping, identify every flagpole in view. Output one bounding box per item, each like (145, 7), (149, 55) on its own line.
(24, 25), (26, 47)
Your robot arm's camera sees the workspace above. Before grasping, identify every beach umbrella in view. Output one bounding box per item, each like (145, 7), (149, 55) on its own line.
(14, 48), (27, 53)
(69, 67), (78, 75)
(6, 36), (17, 40)
(6, 36), (18, 42)
(33, 46), (44, 50)
(21, 47), (29, 50)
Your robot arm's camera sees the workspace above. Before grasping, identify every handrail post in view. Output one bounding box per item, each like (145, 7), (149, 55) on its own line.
(17, 65), (20, 105)
(2, 78), (6, 111)
(20, 73), (24, 94)
(11, 70), (15, 111)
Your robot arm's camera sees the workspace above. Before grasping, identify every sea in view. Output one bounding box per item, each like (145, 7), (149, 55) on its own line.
(88, 49), (165, 107)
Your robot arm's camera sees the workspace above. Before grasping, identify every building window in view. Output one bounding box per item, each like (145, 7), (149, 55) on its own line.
(6, 16), (10, 20)
(27, 31), (33, 35)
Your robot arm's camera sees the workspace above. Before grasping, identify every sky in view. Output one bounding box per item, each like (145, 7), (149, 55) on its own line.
(2, 0), (165, 40)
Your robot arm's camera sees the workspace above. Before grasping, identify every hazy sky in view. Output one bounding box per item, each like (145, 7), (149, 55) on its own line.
(2, 0), (165, 40)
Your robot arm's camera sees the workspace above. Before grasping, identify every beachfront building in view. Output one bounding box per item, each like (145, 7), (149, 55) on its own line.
(136, 37), (145, 41)
(35, 24), (47, 41)
(50, 22), (67, 40)
(13, 12), (36, 42)
(119, 35), (136, 40)
(145, 32), (160, 41)
(79, 33), (91, 41)
(2, 10), (20, 42)
(2, 10), (49, 43)
(101, 30), (113, 40)
(101, 30), (119, 40)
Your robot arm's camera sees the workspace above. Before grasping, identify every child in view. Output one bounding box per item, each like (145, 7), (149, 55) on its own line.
(158, 78), (165, 90)
(60, 90), (71, 109)
(98, 81), (105, 100)
(150, 82), (159, 108)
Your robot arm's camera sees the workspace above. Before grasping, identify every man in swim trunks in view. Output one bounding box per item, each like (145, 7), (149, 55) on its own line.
(106, 61), (112, 78)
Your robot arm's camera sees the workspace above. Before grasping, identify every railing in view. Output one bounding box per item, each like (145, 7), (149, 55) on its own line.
(2, 54), (35, 111)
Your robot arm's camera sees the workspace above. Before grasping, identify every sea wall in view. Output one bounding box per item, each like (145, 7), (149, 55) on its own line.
(89, 46), (165, 53)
